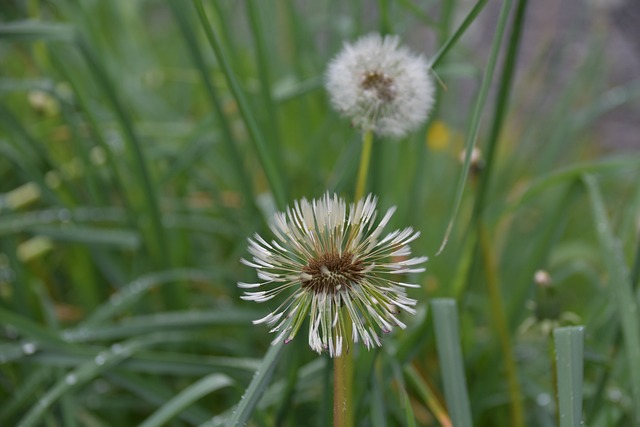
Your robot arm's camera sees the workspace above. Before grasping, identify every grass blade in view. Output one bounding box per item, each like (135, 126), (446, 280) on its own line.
(193, 0), (287, 210)
(0, 20), (74, 41)
(584, 174), (640, 424)
(429, 0), (489, 69)
(225, 342), (286, 427)
(553, 326), (585, 427)
(139, 374), (233, 427)
(431, 299), (472, 427)
(435, 0), (513, 255)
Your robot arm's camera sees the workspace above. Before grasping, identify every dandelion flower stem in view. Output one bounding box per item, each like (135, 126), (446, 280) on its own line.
(333, 130), (374, 427)
(333, 346), (352, 427)
(355, 130), (374, 200)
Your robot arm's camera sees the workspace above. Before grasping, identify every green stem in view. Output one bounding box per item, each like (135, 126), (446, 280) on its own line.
(333, 350), (352, 427)
(334, 130), (374, 427)
(479, 224), (525, 427)
(355, 131), (374, 201)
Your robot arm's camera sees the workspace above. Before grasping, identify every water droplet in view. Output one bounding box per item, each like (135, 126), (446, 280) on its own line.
(94, 352), (107, 366)
(536, 393), (551, 406)
(110, 343), (131, 357)
(58, 209), (71, 223)
(22, 342), (37, 355)
(110, 343), (124, 354)
(65, 374), (77, 385)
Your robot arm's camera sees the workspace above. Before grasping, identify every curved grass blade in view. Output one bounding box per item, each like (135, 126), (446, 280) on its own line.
(553, 326), (585, 427)
(584, 174), (640, 424)
(17, 334), (173, 427)
(63, 309), (260, 342)
(435, 0), (513, 255)
(225, 342), (286, 427)
(106, 371), (213, 424)
(0, 20), (74, 41)
(404, 365), (452, 427)
(193, 0), (287, 210)
(79, 269), (220, 329)
(431, 299), (472, 427)
(429, 0), (489, 69)
(139, 374), (233, 427)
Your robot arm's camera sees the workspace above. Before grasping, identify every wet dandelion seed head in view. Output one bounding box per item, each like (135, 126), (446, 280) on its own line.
(239, 193), (427, 357)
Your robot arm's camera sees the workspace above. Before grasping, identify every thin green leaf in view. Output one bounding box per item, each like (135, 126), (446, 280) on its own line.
(429, 0), (489, 69)
(225, 342), (286, 427)
(435, 0), (512, 255)
(554, 326), (585, 427)
(139, 374), (233, 427)
(584, 174), (640, 424)
(193, 0), (287, 210)
(80, 269), (220, 329)
(63, 309), (260, 342)
(0, 20), (75, 41)
(431, 299), (472, 427)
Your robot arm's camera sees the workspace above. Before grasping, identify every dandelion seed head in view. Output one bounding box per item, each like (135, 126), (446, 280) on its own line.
(239, 193), (426, 357)
(326, 33), (436, 138)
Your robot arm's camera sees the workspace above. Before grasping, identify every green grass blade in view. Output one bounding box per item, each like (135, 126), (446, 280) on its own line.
(553, 326), (585, 427)
(584, 174), (640, 424)
(80, 269), (220, 329)
(193, 0), (287, 210)
(17, 334), (169, 427)
(245, 0), (282, 150)
(139, 374), (233, 427)
(225, 342), (286, 427)
(404, 365), (451, 426)
(429, 0), (488, 69)
(74, 36), (177, 304)
(106, 371), (213, 424)
(27, 225), (140, 248)
(470, 0), (529, 223)
(0, 20), (74, 41)
(28, 348), (260, 377)
(63, 309), (260, 342)
(431, 299), (472, 427)
(435, 0), (513, 255)
(166, 1), (256, 209)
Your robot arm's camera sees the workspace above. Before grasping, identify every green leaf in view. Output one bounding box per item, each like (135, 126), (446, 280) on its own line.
(139, 374), (233, 427)
(584, 174), (640, 424)
(225, 342), (286, 426)
(553, 326), (585, 427)
(0, 20), (75, 41)
(431, 299), (472, 427)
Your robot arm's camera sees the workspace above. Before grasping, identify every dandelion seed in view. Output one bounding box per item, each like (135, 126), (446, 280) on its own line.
(239, 193), (427, 357)
(326, 33), (435, 138)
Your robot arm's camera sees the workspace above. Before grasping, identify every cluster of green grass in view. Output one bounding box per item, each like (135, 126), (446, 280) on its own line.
(1, 0), (639, 426)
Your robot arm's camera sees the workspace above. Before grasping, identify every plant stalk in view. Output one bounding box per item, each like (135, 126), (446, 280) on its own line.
(334, 130), (374, 427)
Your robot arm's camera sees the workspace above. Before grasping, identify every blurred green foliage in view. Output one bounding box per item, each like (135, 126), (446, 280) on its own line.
(1, 0), (639, 426)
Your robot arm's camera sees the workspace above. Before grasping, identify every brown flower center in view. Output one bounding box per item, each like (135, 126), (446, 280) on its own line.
(301, 252), (365, 294)
(361, 71), (395, 102)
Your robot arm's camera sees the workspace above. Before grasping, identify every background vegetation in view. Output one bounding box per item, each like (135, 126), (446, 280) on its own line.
(1, 0), (639, 426)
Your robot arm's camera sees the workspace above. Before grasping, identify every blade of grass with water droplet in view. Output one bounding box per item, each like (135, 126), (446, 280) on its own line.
(226, 342), (286, 426)
(16, 333), (201, 427)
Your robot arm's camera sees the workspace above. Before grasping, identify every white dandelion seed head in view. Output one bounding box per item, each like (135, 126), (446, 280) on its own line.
(239, 192), (427, 357)
(325, 33), (436, 138)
